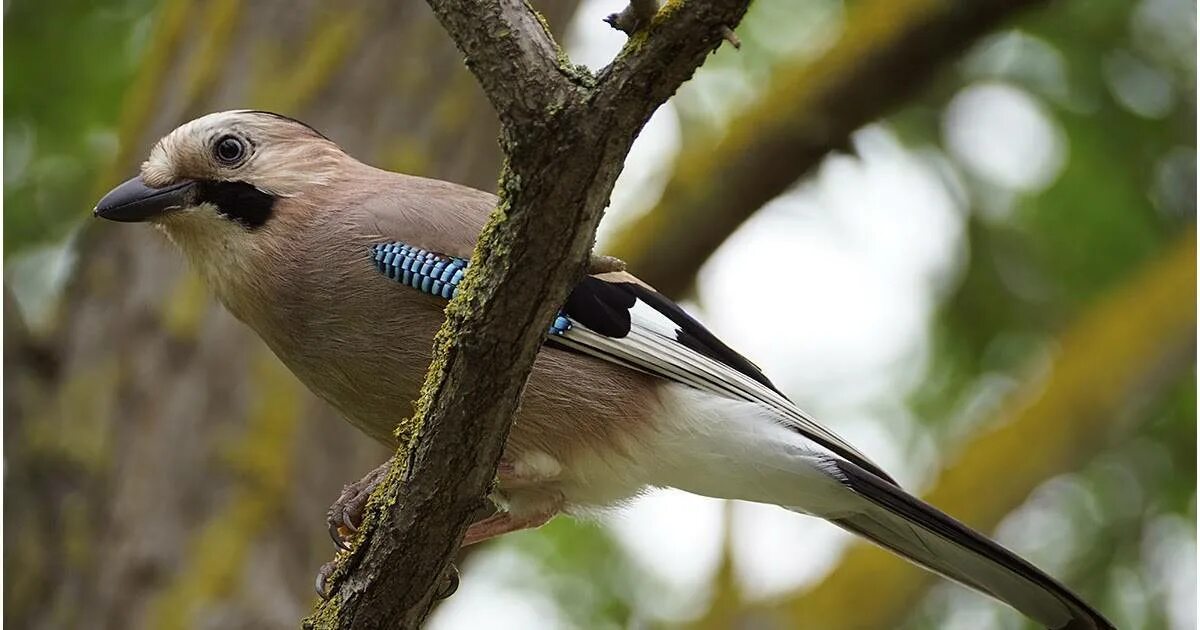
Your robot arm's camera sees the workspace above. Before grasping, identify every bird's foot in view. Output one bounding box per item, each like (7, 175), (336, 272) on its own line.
(326, 458), (392, 551)
(316, 455), (556, 599)
(315, 555), (345, 599)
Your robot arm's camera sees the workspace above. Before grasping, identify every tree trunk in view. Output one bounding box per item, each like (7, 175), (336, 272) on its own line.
(4, 2), (577, 628)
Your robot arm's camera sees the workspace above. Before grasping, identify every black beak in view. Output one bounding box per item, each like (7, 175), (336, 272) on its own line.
(94, 176), (197, 222)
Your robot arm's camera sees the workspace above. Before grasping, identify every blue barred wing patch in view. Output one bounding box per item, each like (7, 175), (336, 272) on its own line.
(371, 241), (572, 336)
(372, 242), (466, 299)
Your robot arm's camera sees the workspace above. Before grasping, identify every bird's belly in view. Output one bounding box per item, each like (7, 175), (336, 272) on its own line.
(290, 355), (423, 447)
(254, 318), (434, 447)
(497, 348), (667, 511)
(259, 311), (668, 510)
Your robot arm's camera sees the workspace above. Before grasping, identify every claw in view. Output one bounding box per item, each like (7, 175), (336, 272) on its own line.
(318, 459), (393, 593)
(435, 564), (460, 600)
(328, 521), (348, 550)
(315, 560), (337, 599)
(325, 460), (390, 551)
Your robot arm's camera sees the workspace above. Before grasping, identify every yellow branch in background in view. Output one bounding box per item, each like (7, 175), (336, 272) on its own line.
(698, 231), (1195, 629)
(179, 0), (244, 115)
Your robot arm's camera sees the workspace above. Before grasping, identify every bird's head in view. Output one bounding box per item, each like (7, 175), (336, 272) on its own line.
(94, 110), (353, 306)
(94, 110), (346, 234)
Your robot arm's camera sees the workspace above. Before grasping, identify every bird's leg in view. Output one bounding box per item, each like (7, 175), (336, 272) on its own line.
(495, 451), (563, 488)
(317, 459), (395, 599)
(315, 557), (344, 600)
(464, 452), (563, 543)
(317, 453), (559, 598)
(316, 455), (455, 600)
(495, 460), (553, 488)
(461, 501), (561, 546)
(325, 453), (555, 551)
(326, 458), (392, 550)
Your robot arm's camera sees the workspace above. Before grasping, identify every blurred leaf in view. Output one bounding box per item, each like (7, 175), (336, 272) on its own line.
(4, 0), (157, 255)
(493, 518), (654, 630)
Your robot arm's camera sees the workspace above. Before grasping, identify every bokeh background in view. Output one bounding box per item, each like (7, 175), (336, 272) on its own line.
(4, 1), (1195, 629)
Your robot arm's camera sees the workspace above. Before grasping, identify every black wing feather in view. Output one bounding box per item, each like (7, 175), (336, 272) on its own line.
(562, 279), (779, 393)
(616, 282), (781, 393)
(563, 277), (636, 338)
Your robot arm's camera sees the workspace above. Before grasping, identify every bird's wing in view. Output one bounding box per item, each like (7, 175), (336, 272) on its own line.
(368, 241), (1115, 629)
(368, 240), (895, 484)
(355, 173), (495, 261)
(549, 275), (896, 485)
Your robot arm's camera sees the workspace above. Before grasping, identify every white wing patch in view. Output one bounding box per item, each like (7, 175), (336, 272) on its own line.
(552, 299), (890, 481)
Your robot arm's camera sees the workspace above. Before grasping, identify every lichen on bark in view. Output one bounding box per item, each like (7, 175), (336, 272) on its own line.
(307, 1), (752, 628)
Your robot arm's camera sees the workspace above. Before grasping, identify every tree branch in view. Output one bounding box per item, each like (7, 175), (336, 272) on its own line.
(422, 0), (577, 129)
(608, 0), (1048, 298)
(604, 0), (659, 34)
(695, 231), (1197, 629)
(307, 1), (749, 627)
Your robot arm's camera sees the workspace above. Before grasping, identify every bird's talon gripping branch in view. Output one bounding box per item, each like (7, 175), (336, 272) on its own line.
(315, 558), (340, 600)
(341, 508), (359, 534)
(325, 459), (391, 551)
(327, 524), (350, 552)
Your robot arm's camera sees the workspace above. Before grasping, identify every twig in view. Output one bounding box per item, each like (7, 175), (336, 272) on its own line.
(606, 0), (741, 48)
(604, 0), (659, 34)
(588, 254), (628, 274)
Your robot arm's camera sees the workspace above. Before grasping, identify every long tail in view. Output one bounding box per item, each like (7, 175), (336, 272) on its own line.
(823, 458), (1114, 630)
(647, 386), (1113, 629)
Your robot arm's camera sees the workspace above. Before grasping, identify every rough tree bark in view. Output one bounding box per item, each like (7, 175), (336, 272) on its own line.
(3, 2), (578, 629)
(307, 1), (752, 628)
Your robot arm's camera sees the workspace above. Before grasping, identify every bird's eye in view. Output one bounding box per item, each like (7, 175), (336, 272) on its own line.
(213, 135), (247, 165)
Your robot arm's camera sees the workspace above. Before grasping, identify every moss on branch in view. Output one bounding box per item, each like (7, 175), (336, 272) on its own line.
(308, 1), (752, 627)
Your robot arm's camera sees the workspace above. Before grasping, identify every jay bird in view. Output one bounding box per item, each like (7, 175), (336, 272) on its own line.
(94, 110), (1112, 629)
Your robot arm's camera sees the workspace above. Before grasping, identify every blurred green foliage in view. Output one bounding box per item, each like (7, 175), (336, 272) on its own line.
(3, 0), (1193, 629)
(4, 0), (157, 255)
(928, 0), (1195, 369)
(901, 1), (1195, 628)
(494, 518), (650, 629)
